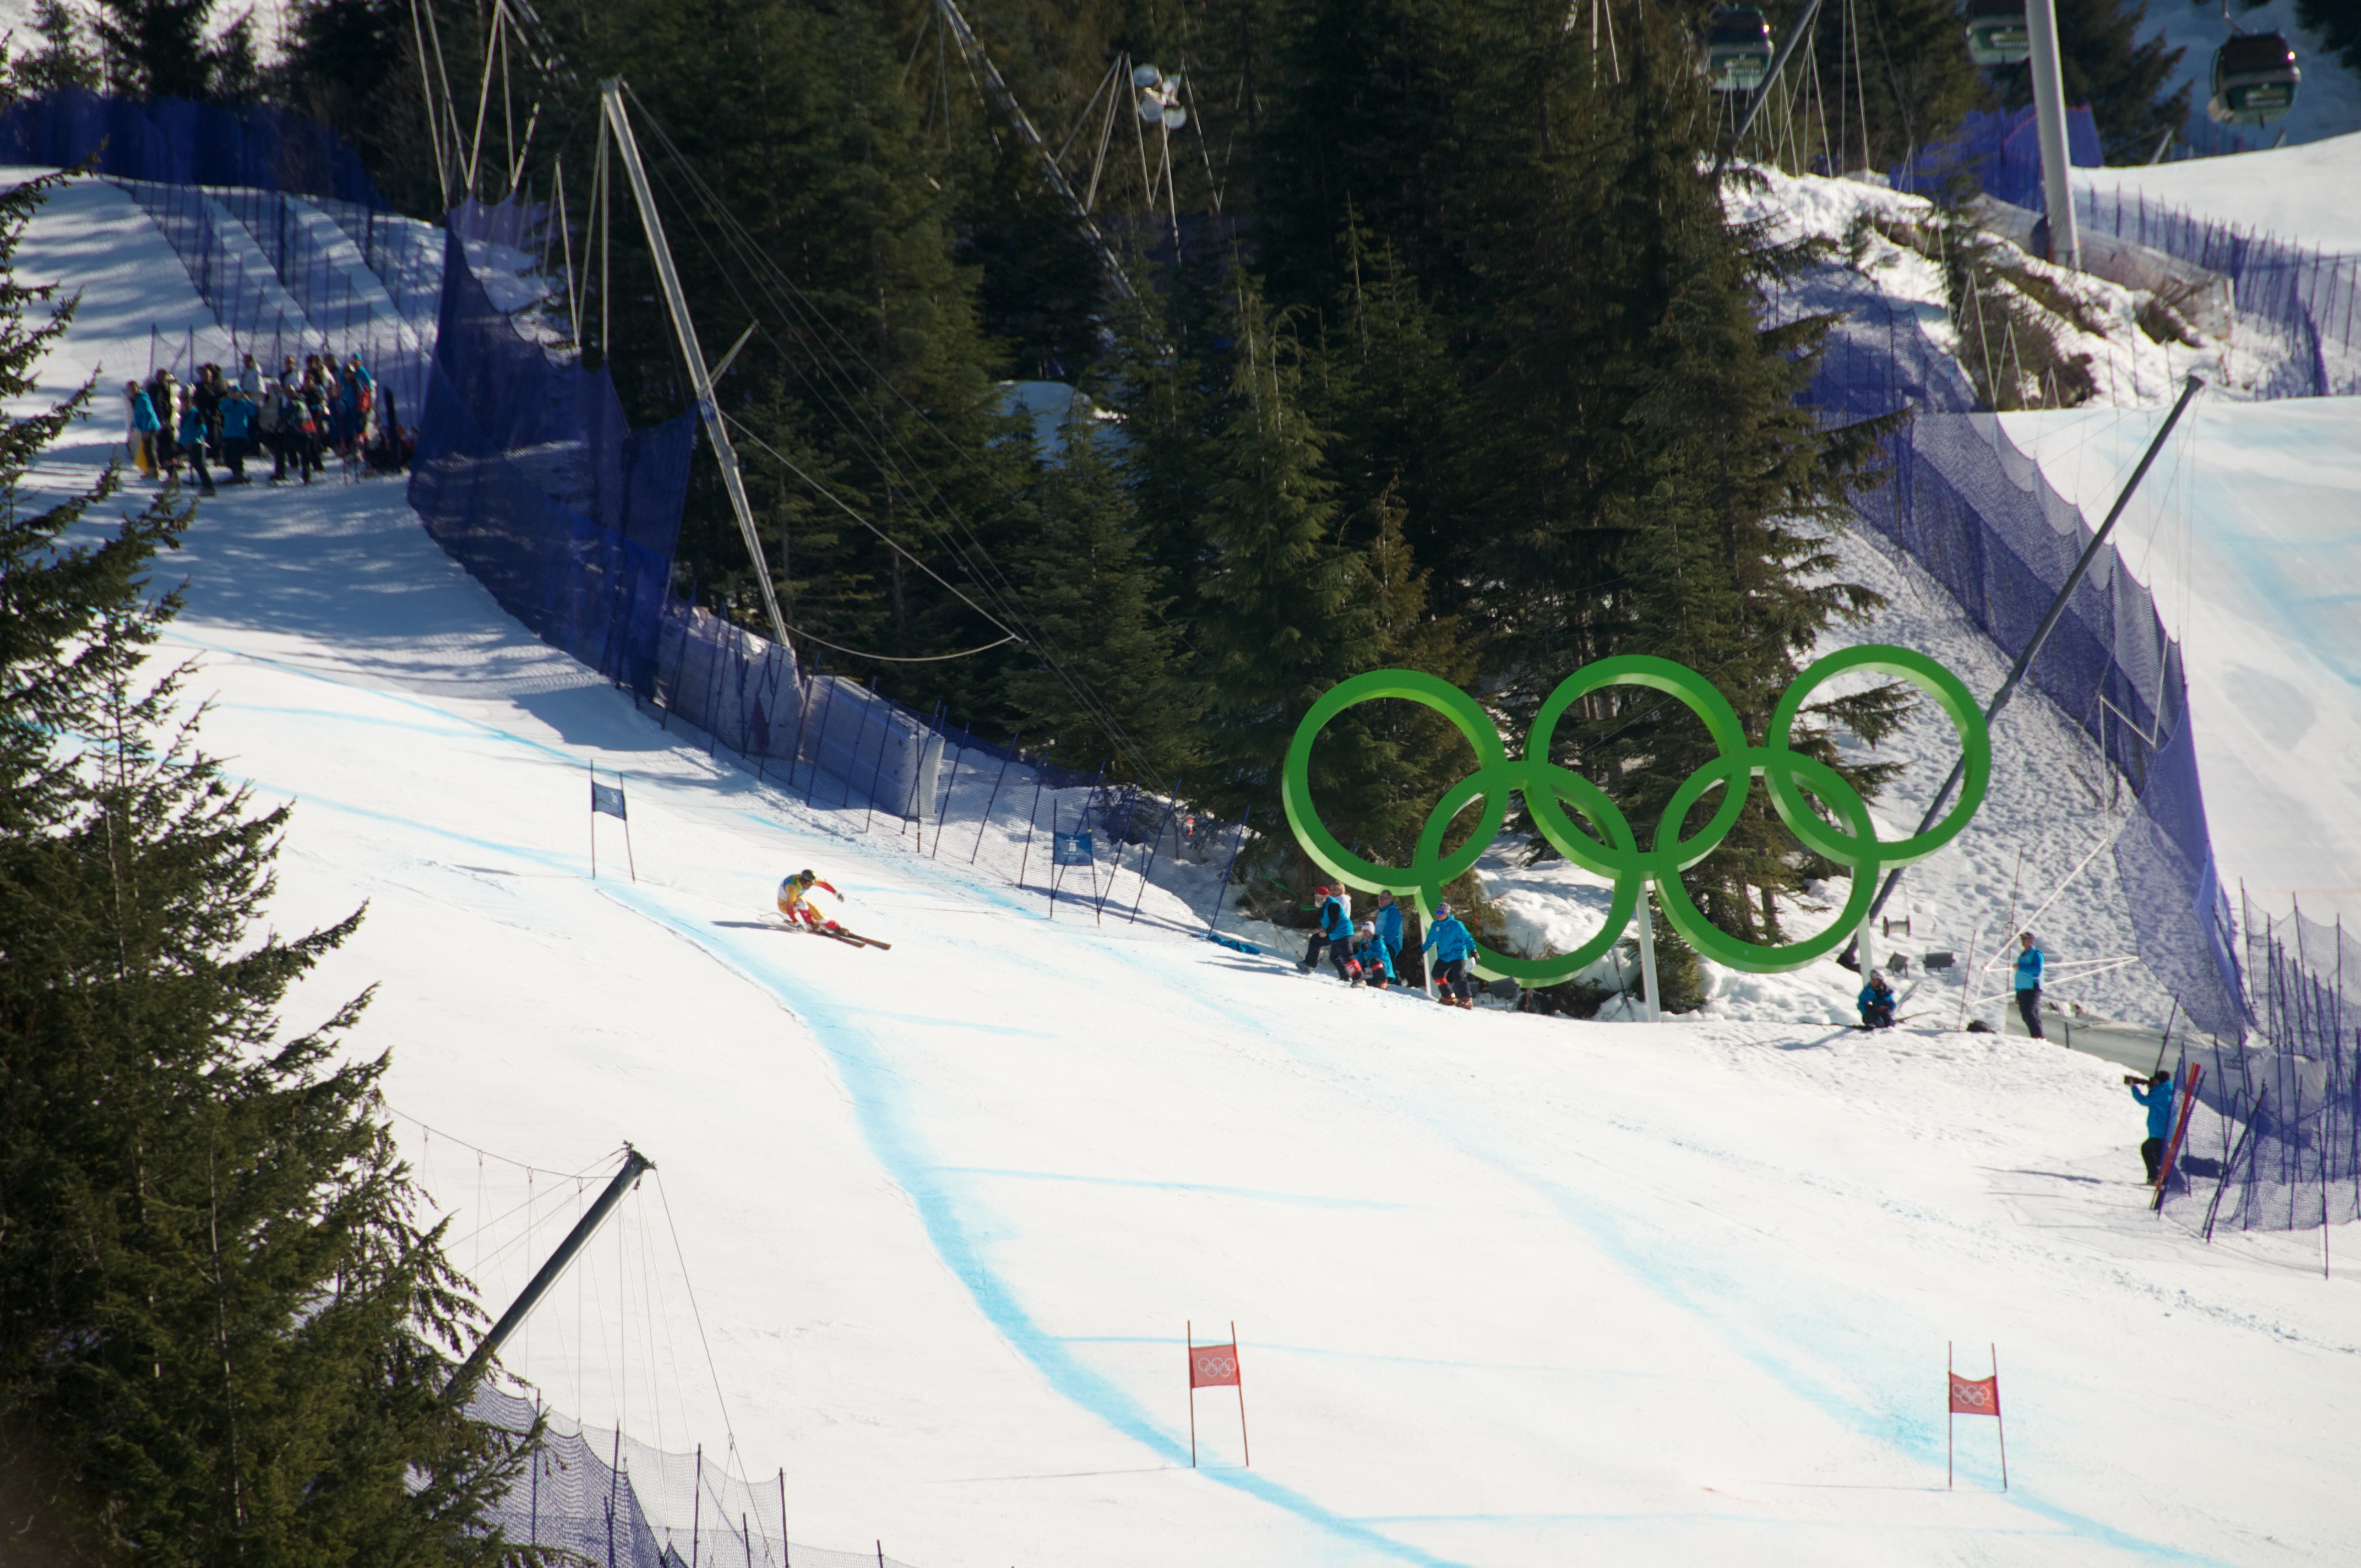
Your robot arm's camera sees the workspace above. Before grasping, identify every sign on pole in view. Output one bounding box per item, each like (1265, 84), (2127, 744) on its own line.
(1947, 1342), (2006, 1490)
(590, 763), (636, 882)
(1185, 1321), (1249, 1469)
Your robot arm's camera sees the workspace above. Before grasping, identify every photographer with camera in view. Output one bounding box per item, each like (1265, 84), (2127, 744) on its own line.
(2126, 1067), (2177, 1184)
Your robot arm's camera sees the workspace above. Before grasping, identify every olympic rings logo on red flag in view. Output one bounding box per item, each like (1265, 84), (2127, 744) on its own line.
(1279, 646), (1989, 980)
(1189, 1344), (1241, 1388)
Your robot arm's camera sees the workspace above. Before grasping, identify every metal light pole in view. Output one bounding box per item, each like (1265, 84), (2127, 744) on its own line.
(2025, 0), (2081, 269)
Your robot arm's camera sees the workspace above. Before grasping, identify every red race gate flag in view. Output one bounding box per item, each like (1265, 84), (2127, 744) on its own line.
(1948, 1374), (2000, 1416)
(1948, 1343), (2008, 1491)
(1189, 1344), (1241, 1388)
(1185, 1322), (1249, 1468)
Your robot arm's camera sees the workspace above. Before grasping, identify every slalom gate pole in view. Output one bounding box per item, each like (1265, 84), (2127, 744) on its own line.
(1016, 758), (1047, 892)
(1130, 794), (1180, 924)
(1187, 1320), (1197, 1468)
(1852, 373), (2205, 954)
(1992, 1344), (2008, 1490)
(623, 784), (638, 883)
(2152, 1060), (2205, 1211)
(692, 1445), (702, 1567)
(1234, 1320), (1250, 1467)
(780, 1468), (791, 1568)
(1947, 1341), (1954, 1489)
(589, 761), (597, 879)
(1047, 803), (1062, 919)
(973, 734), (1017, 865)
(1206, 807), (1248, 944)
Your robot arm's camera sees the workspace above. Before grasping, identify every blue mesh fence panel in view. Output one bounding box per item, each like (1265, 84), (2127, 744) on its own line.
(1802, 270), (2248, 1042)
(1892, 104), (2099, 213)
(410, 220), (692, 694)
(0, 87), (382, 204)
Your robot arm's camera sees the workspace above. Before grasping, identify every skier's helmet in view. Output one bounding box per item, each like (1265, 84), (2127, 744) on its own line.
(797, 868), (817, 883)
(1435, 900), (1453, 916)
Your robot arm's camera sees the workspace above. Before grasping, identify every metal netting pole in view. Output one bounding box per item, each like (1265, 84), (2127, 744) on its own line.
(972, 735), (1016, 865)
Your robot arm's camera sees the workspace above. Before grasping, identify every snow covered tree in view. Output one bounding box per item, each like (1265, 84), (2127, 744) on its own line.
(0, 170), (523, 1568)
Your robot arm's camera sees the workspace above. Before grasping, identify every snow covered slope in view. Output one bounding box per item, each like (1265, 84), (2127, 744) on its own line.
(14, 180), (2361, 1568)
(2000, 397), (2361, 925)
(2077, 128), (2361, 255)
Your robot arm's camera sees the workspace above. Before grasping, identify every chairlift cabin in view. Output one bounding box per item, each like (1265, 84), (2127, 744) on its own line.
(2208, 32), (2300, 126)
(1703, 8), (1775, 94)
(1963, 0), (2031, 66)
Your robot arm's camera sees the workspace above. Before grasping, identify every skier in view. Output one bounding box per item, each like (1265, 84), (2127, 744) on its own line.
(2126, 1068), (2177, 1183)
(1422, 900), (1478, 1009)
(1300, 885), (1355, 980)
(2014, 931), (2047, 1039)
(777, 868), (846, 933)
(1858, 969), (1897, 1028)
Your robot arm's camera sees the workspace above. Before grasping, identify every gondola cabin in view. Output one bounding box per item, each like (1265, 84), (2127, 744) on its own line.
(1963, 0), (2032, 66)
(2208, 32), (2300, 126)
(1704, 8), (1775, 94)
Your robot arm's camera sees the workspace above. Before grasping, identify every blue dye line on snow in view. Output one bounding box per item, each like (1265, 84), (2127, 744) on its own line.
(936, 1167), (1410, 1210)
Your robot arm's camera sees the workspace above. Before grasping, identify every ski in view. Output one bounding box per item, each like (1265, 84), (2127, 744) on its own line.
(766, 917), (892, 950)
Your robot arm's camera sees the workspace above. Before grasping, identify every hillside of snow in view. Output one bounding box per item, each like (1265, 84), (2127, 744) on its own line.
(12, 164), (2361, 1568)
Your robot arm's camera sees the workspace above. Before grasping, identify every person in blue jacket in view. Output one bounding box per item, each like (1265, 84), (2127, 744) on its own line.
(1422, 899), (1478, 1008)
(2014, 932), (2046, 1039)
(174, 391), (216, 496)
(219, 389), (256, 483)
(1348, 919), (1396, 990)
(2127, 1067), (2176, 1183)
(1858, 969), (1897, 1028)
(1300, 885), (1355, 980)
(125, 380), (160, 478)
(1371, 891), (1404, 979)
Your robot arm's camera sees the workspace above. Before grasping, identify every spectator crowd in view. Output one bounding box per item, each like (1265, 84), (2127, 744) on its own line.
(122, 349), (410, 494)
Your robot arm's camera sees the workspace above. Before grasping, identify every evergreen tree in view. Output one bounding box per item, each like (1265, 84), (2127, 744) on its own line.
(0, 171), (522, 1567)
(17, 0), (107, 97)
(273, 0), (458, 216)
(2294, 0), (2361, 74)
(92, 0), (255, 102)
(1187, 268), (1378, 829)
(998, 418), (1200, 781)
(1803, 0), (1989, 170)
(1990, 0), (2188, 162)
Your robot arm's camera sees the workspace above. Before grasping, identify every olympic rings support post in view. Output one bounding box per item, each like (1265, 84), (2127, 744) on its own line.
(1279, 646), (1988, 984)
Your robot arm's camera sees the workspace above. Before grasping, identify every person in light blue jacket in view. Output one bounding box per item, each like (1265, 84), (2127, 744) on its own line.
(2014, 932), (2046, 1039)
(1422, 900), (1477, 1008)
(2128, 1068), (2176, 1183)
(175, 391), (216, 496)
(1301, 885), (1355, 980)
(1372, 891), (1404, 972)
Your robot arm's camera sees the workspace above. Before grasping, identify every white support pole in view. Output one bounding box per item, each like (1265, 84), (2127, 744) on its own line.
(2025, 0), (2081, 270)
(1636, 888), (1662, 1023)
(1860, 912), (1877, 979)
(599, 81), (793, 651)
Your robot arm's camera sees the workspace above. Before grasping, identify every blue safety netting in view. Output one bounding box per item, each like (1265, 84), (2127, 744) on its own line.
(0, 86), (382, 205)
(1801, 266), (2250, 1042)
(1891, 102), (2361, 399)
(1893, 104), (2102, 214)
(467, 1387), (921, 1568)
(409, 203), (693, 694)
(2072, 186), (2361, 398)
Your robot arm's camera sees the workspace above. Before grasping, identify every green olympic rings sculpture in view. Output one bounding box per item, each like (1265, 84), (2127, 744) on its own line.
(1279, 645), (1989, 982)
